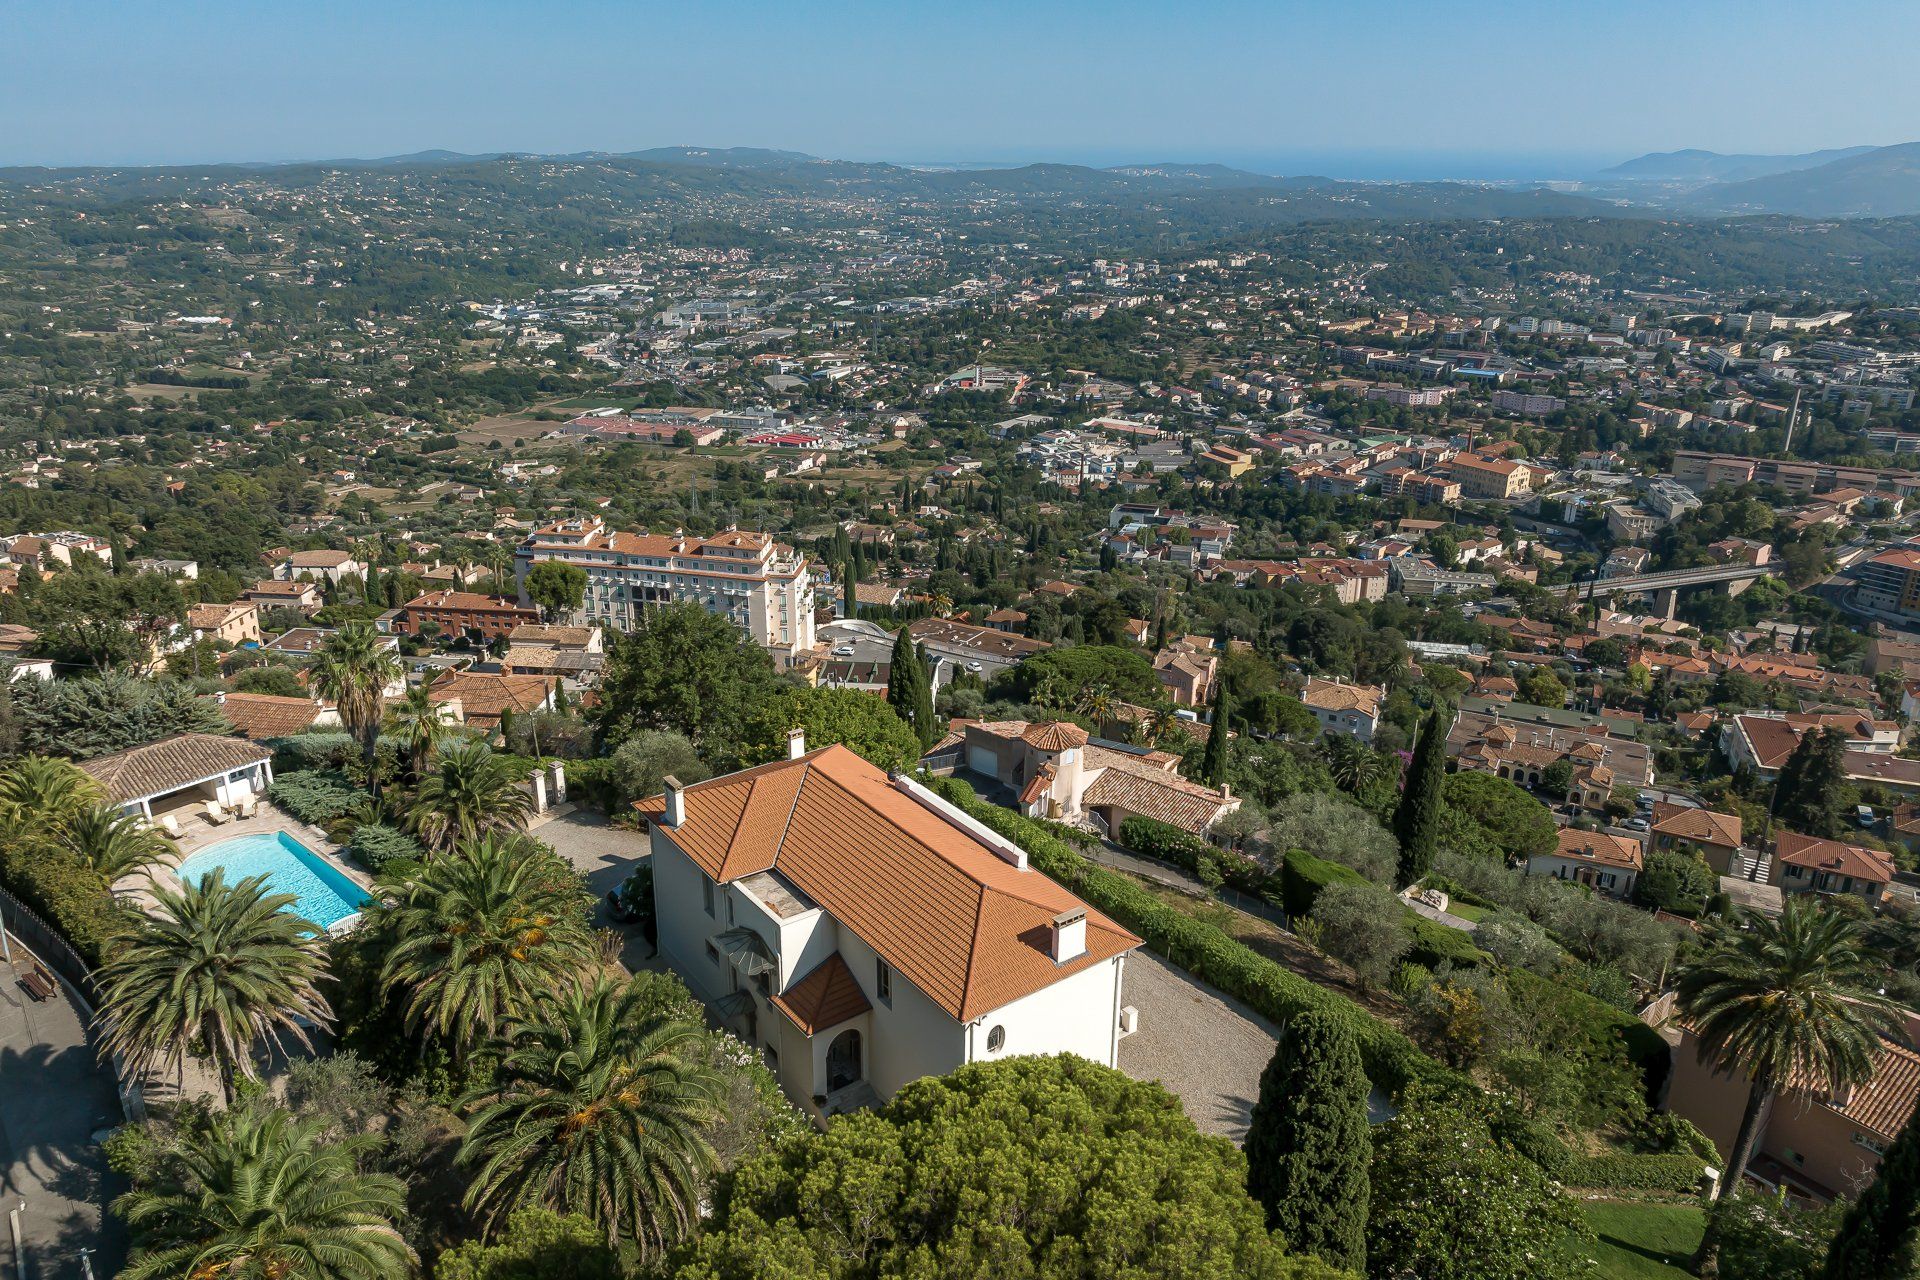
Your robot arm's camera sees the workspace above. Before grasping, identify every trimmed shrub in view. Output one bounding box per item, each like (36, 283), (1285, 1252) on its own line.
(1561, 1153), (1708, 1193)
(345, 823), (425, 874)
(1403, 912), (1487, 970)
(267, 769), (366, 827)
(1278, 848), (1368, 919)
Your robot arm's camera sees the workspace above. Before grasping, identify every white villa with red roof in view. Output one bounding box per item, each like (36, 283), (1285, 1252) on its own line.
(638, 731), (1141, 1122)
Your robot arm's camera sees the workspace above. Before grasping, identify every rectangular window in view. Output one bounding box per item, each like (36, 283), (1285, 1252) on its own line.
(876, 958), (893, 1007)
(704, 941), (720, 967)
(702, 875), (715, 918)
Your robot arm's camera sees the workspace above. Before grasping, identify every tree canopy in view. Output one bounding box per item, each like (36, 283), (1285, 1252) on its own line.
(660, 1055), (1346, 1280)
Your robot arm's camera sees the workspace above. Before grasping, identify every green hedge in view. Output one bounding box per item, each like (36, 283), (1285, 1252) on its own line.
(345, 823), (425, 874)
(935, 778), (1452, 1096)
(1509, 967), (1671, 1100)
(1403, 911), (1488, 969)
(1278, 848), (1368, 918)
(1117, 816), (1214, 869)
(1561, 1153), (1707, 1193)
(928, 778), (1691, 1195)
(0, 844), (129, 966)
(267, 769), (366, 827)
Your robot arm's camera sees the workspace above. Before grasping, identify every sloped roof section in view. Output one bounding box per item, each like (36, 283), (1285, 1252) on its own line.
(770, 953), (872, 1035)
(79, 732), (271, 803)
(639, 744), (1137, 1022)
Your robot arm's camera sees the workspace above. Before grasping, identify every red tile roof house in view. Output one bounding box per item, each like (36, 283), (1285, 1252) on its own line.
(1668, 1005), (1920, 1202)
(1768, 831), (1897, 906)
(1526, 826), (1644, 899)
(635, 733), (1140, 1124)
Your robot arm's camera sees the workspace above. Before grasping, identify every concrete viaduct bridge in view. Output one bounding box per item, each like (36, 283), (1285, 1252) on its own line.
(1575, 561), (1783, 619)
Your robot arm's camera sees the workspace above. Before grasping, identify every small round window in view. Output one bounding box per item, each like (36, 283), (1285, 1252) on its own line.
(987, 1025), (1006, 1053)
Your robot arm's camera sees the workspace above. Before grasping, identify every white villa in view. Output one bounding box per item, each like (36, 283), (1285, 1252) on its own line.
(639, 731), (1140, 1121)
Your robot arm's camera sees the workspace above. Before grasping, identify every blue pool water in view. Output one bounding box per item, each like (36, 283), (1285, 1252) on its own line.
(175, 831), (369, 930)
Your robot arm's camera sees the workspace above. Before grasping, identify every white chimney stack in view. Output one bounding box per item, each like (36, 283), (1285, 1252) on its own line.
(663, 775), (686, 828)
(787, 726), (807, 759)
(1051, 907), (1087, 963)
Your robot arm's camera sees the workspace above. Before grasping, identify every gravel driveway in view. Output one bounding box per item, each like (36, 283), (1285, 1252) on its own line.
(1117, 950), (1280, 1143)
(534, 809), (656, 970)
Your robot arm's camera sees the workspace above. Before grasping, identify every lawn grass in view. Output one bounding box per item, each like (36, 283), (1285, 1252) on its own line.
(1578, 1199), (1703, 1278)
(1446, 900), (1488, 923)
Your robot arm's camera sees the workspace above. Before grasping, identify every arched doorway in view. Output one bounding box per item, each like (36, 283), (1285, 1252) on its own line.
(826, 1029), (862, 1093)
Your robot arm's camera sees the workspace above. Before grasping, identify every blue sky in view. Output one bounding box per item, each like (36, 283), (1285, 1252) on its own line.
(5, 0), (1919, 175)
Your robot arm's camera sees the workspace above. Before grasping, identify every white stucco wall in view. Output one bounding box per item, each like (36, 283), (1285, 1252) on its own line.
(964, 953), (1126, 1069)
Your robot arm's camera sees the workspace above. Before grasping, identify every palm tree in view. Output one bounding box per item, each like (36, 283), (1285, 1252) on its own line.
(408, 740), (538, 855)
(1075, 683), (1119, 733)
(1322, 736), (1390, 796)
(95, 871), (332, 1102)
(1675, 898), (1906, 1272)
(0, 754), (105, 832)
(384, 683), (449, 782)
(1140, 705), (1184, 750)
(117, 1103), (412, 1280)
(460, 977), (723, 1255)
(377, 834), (594, 1063)
(63, 805), (175, 884)
(310, 623), (403, 769)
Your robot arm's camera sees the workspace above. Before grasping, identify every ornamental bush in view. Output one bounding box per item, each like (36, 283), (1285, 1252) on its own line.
(271, 732), (359, 774)
(0, 842), (129, 965)
(344, 823), (425, 874)
(267, 769), (366, 827)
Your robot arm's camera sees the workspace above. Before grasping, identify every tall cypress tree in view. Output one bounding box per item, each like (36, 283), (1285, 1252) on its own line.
(1199, 682), (1232, 788)
(911, 641), (938, 750)
(1824, 1107), (1920, 1280)
(1774, 726), (1856, 840)
(887, 628), (927, 742)
(1244, 1011), (1370, 1275)
(1393, 709), (1446, 888)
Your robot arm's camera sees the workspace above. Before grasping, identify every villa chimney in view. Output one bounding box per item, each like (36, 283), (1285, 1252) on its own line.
(1220, 783), (1231, 801)
(663, 775), (686, 828)
(1051, 906), (1088, 963)
(787, 727), (807, 760)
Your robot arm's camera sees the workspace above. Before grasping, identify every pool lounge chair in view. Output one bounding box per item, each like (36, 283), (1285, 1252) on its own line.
(158, 813), (185, 839)
(235, 796), (258, 819)
(203, 801), (233, 826)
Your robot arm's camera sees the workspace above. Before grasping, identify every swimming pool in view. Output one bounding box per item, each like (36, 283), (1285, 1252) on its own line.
(174, 830), (369, 931)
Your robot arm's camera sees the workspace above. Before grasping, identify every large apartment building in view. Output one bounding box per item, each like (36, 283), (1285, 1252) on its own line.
(513, 518), (815, 662)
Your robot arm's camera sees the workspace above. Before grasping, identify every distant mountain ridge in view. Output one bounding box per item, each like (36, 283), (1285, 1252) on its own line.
(1693, 141), (1920, 217)
(1605, 146), (1875, 184)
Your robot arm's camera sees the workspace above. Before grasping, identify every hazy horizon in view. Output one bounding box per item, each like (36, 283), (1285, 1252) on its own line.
(5, 1), (1918, 172)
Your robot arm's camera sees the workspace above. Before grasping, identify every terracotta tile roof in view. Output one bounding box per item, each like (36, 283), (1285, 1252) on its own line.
(506, 624), (596, 647)
(219, 693), (321, 740)
(187, 601), (253, 631)
(1822, 1037), (1920, 1141)
(1021, 722), (1088, 751)
(638, 745), (1137, 1021)
(1081, 744), (1238, 835)
(1300, 677), (1385, 716)
(428, 671), (552, 722)
(78, 732), (271, 803)
(1774, 831), (1895, 884)
(1549, 826), (1644, 872)
(1651, 803), (1743, 848)
(770, 953), (873, 1035)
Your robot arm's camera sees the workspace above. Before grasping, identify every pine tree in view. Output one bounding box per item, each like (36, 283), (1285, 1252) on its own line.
(1244, 1011), (1370, 1274)
(1824, 1107), (1920, 1280)
(1394, 709), (1446, 888)
(1774, 726), (1856, 840)
(1199, 682), (1232, 788)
